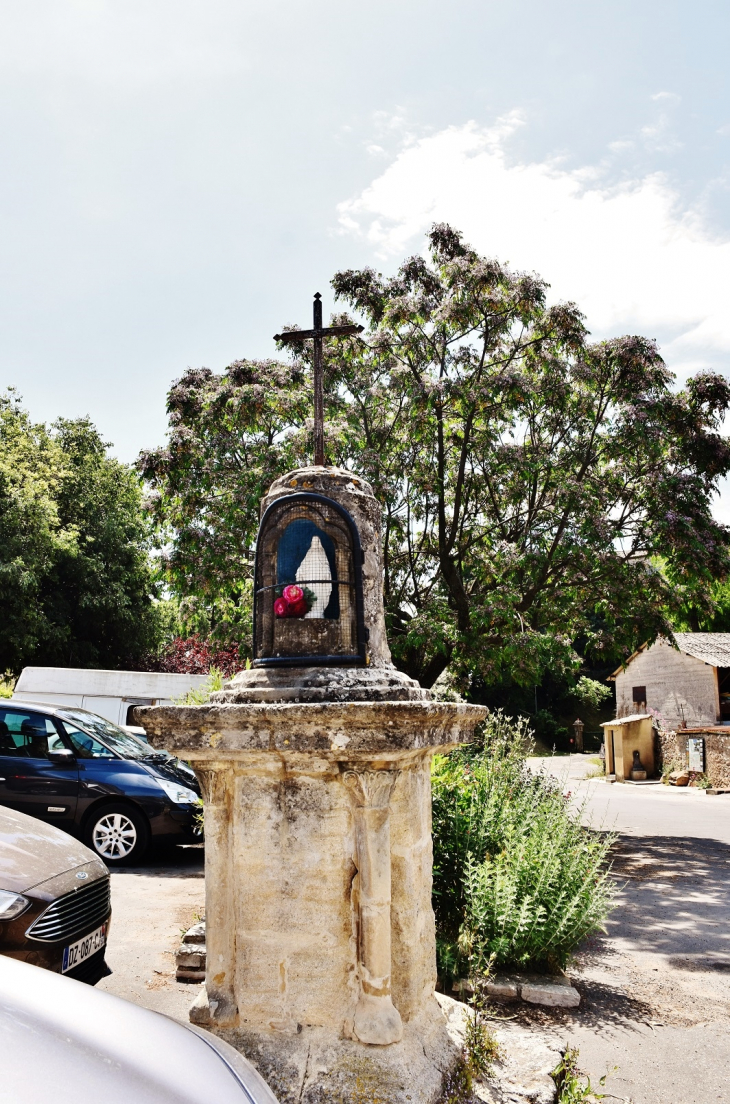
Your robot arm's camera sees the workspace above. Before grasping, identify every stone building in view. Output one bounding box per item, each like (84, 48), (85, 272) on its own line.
(610, 633), (730, 729)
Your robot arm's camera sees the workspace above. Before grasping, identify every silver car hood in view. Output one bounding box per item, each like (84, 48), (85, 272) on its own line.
(0, 955), (279, 1104)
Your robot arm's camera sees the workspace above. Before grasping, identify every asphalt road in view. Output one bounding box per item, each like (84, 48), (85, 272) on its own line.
(525, 755), (730, 1104)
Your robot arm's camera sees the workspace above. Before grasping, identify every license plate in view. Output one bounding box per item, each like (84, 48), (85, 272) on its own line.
(62, 923), (107, 973)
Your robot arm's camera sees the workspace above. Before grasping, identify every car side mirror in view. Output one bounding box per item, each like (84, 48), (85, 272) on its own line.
(48, 748), (76, 766)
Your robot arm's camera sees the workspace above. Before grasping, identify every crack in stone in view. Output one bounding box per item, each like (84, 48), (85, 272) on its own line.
(297, 1043), (312, 1104)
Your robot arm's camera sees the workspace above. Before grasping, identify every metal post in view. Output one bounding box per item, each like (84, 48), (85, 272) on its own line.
(313, 293), (324, 466)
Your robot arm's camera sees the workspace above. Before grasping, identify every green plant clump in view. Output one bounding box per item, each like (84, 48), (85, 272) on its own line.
(552, 1047), (608, 1102)
(432, 711), (615, 978)
(175, 666), (226, 705)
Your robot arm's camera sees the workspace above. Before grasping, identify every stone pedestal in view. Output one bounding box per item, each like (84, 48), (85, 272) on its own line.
(139, 465), (486, 1103)
(141, 700), (485, 1102)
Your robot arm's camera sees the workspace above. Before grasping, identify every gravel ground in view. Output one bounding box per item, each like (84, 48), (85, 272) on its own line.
(96, 842), (205, 1023)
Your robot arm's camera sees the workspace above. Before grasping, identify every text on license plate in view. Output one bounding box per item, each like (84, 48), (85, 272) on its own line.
(62, 924), (107, 973)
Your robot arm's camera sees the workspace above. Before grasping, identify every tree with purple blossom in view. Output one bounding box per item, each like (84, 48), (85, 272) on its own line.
(139, 225), (730, 691)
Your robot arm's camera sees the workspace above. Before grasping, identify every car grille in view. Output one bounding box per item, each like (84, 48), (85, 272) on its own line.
(26, 876), (111, 943)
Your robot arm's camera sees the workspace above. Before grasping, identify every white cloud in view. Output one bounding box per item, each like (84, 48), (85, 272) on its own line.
(338, 117), (730, 524)
(337, 118), (730, 378)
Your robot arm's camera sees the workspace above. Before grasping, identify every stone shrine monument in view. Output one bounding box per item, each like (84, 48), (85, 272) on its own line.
(139, 299), (486, 1102)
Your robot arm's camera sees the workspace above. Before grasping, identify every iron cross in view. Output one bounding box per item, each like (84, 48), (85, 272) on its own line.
(274, 293), (363, 466)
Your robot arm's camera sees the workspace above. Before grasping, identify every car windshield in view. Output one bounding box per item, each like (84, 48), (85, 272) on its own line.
(57, 709), (150, 760)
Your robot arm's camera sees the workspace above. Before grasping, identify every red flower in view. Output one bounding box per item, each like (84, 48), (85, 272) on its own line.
(274, 597), (289, 618)
(282, 584), (303, 603)
(287, 597), (308, 617)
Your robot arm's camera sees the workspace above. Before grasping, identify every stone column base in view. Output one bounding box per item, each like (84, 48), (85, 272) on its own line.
(192, 993), (460, 1104)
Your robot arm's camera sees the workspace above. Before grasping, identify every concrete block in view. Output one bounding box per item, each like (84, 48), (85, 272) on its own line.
(176, 947), (205, 969)
(177, 967), (206, 982)
(183, 921), (206, 944)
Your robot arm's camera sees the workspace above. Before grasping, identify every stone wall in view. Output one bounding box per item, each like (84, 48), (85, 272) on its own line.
(656, 726), (730, 788)
(615, 639), (719, 728)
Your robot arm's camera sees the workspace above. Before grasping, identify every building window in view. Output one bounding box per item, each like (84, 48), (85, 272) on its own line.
(253, 492), (366, 667)
(632, 686), (647, 707)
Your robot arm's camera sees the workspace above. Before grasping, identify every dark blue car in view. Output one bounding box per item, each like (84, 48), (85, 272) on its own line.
(0, 702), (201, 864)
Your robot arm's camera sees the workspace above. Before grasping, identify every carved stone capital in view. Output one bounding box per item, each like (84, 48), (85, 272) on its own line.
(342, 768), (399, 808)
(196, 763), (232, 806)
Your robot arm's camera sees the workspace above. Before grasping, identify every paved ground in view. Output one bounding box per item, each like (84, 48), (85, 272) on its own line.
(522, 755), (730, 1103)
(96, 842), (204, 1023)
(96, 760), (730, 1102)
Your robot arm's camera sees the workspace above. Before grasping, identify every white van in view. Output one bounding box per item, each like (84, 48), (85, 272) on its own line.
(12, 667), (210, 731)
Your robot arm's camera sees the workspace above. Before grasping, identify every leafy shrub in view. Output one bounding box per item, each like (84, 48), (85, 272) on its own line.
(137, 634), (243, 678)
(574, 676), (612, 713)
(432, 711), (615, 976)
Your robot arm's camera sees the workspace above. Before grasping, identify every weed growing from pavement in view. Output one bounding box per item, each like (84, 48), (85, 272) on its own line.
(551, 1046), (611, 1102)
(436, 1059), (473, 1103)
(459, 969), (502, 1081)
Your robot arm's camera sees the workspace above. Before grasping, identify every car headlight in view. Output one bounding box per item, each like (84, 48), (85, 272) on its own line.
(0, 889), (30, 921)
(157, 778), (199, 805)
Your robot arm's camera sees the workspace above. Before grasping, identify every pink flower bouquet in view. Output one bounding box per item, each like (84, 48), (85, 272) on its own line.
(274, 583), (315, 618)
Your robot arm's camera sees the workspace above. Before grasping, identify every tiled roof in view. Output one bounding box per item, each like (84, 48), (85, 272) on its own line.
(610, 633), (730, 678)
(673, 633), (730, 667)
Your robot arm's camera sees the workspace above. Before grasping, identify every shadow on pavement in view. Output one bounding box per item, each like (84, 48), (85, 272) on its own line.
(606, 835), (730, 962)
(118, 842), (204, 878)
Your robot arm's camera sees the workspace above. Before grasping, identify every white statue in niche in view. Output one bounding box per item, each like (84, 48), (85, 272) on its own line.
(296, 535), (332, 618)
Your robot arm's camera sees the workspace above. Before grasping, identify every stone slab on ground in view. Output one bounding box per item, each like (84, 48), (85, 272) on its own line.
(521, 982), (580, 1009)
(454, 973), (581, 1009)
(437, 993), (562, 1104)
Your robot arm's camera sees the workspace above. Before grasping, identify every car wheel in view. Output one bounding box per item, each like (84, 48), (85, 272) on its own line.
(83, 803), (149, 865)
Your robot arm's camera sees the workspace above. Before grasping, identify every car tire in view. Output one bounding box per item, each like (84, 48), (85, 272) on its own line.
(83, 803), (149, 865)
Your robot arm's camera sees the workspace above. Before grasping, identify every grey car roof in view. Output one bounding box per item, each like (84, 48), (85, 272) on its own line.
(2, 699), (91, 717)
(0, 954), (279, 1104)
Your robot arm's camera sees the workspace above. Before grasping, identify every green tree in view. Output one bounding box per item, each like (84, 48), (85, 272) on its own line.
(0, 391), (161, 673)
(140, 225), (730, 687)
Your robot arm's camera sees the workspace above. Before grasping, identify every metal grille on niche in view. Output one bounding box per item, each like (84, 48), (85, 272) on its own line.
(253, 493), (366, 666)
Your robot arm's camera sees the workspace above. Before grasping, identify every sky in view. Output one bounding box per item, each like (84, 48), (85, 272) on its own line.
(2, 1), (730, 485)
